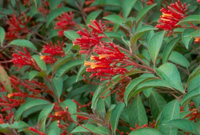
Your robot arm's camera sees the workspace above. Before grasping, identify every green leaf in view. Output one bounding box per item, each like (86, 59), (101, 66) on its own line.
(76, 64), (86, 82)
(182, 29), (195, 49)
(129, 95), (148, 128)
(29, 70), (47, 80)
(110, 102), (125, 135)
(52, 76), (63, 99)
(187, 65), (200, 85)
(122, 0), (137, 18)
(124, 76), (155, 105)
(165, 119), (200, 134)
(53, 55), (73, 72)
(71, 124), (110, 135)
(130, 25), (157, 47)
(156, 63), (184, 93)
(0, 65), (12, 93)
(149, 31), (165, 65)
(55, 59), (84, 78)
(46, 7), (72, 27)
(149, 90), (167, 119)
(159, 99), (180, 135)
(162, 37), (180, 63)
(86, 10), (102, 24)
(103, 14), (124, 25)
(9, 39), (37, 50)
(177, 15), (200, 25)
(32, 55), (47, 71)
(47, 121), (60, 135)
(64, 30), (80, 41)
(0, 27), (5, 46)
(15, 99), (50, 120)
(169, 51), (190, 68)
(181, 87), (200, 105)
(38, 104), (54, 132)
(129, 128), (163, 135)
(49, 0), (62, 10)
(136, 4), (157, 27)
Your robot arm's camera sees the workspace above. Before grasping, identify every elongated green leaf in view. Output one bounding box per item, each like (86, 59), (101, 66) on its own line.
(0, 65), (12, 93)
(86, 10), (102, 24)
(136, 4), (157, 26)
(149, 90), (167, 119)
(64, 30), (80, 41)
(15, 99), (50, 120)
(71, 124), (110, 135)
(181, 87), (200, 105)
(0, 27), (5, 46)
(110, 102), (125, 134)
(53, 55), (73, 72)
(9, 39), (37, 50)
(177, 15), (200, 25)
(38, 104), (54, 132)
(55, 59), (84, 78)
(156, 63), (184, 93)
(29, 70), (46, 80)
(130, 25), (157, 47)
(159, 99), (180, 135)
(103, 14), (124, 25)
(0, 121), (28, 131)
(124, 77), (155, 105)
(165, 119), (200, 134)
(162, 38), (180, 63)
(182, 29), (195, 49)
(129, 128), (163, 135)
(47, 121), (60, 135)
(52, 76), (63, 99)
(49, 0), (62, 9)
(149, 31), (165, 65)
(187, 65), (200, 85)
(129, 95), (148, 128)
(32, 55), (47, 71)
(122, 0), (137, 18)
(46, 7), (72, 27)
(169, 51), (190, 68)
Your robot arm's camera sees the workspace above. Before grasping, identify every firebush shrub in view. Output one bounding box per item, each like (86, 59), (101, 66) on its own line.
(0, 0), (200, 135)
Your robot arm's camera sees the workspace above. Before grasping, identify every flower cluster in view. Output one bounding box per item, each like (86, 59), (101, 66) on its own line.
(73, 20), (106, 55)
(84, 44), (130, 81)
(74, 20), (138, 82)
(40, 41), (65, 64)
(38, 1), (50, 15)
(55, 12), (76, 36)
(156, 0), (189, 33)
(6, 13), (31, 41)
(11, 47), (41, 70)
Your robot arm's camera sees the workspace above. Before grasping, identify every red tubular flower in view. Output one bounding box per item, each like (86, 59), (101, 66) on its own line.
(155, 0), (189, 33)
(38, 1), (50, 15)
(194, 37), (200, 43)
(73, 28), (104, 55)
(41, 41), (65, 64)
(11, 47), (41, 70)
(6, 13), (31, 41)
(73, 20), (106, 55)
(197, 0), (200, 2)
(146, 0), (154, 5)
(84, 44), (134, 81)
(55, 12), (75, 36)
(29, 127), (45, 135)
(23, 0), (31, 6)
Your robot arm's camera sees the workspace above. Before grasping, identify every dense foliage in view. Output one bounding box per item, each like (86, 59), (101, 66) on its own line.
(0, 0), (200, 135)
